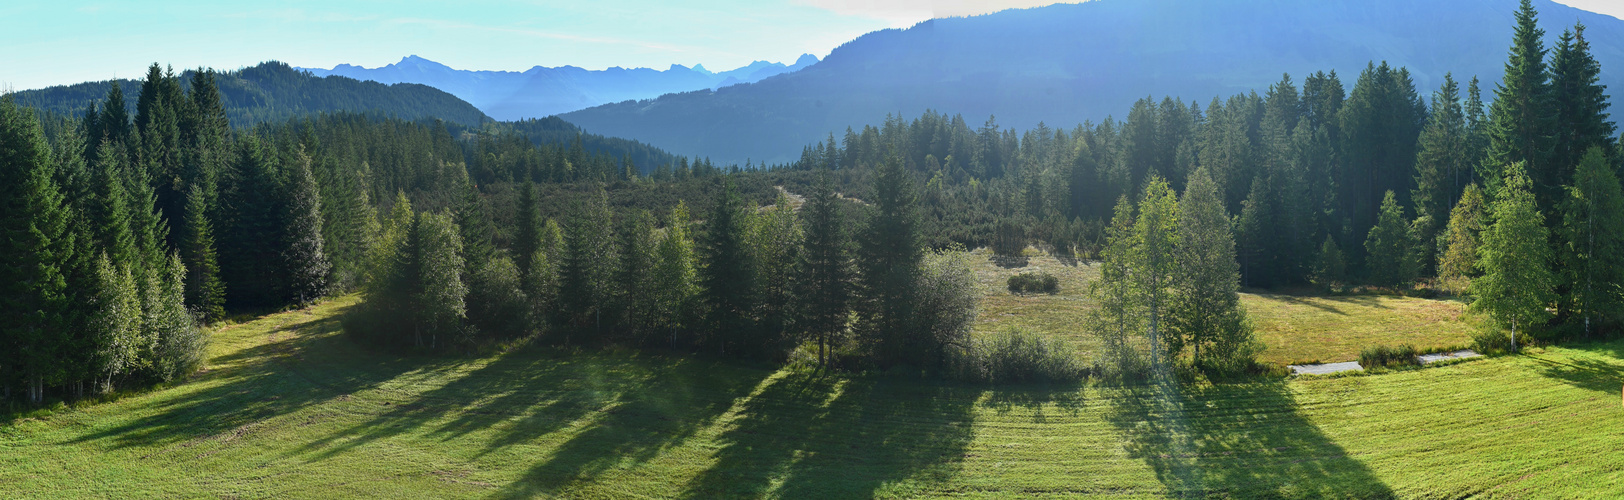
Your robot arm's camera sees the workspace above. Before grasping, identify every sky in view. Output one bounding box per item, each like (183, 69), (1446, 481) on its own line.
(2, 0), (1621, 92)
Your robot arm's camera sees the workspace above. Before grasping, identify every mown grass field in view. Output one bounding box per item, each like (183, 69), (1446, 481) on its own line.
(972, 250), (1475, 366)
(3, 273), (1624, 497)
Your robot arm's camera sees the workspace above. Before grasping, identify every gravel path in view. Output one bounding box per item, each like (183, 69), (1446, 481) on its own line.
(1418, 349), (1482, 364)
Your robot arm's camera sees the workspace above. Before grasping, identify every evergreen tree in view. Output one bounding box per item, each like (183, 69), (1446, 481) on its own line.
(617, 209), (658, 341)
(150, 254), (205, 382)
(1471, 163), (1555, 352)
(513, 182), (541, 282)
(220, 137), (283, 307)
(1482, 0), (1555, 205)
(857, 154), (924, 366)
(180, 184), (225, 321)
(89, 142), (139, 270)
(1363, 191), (1417, 287)
(651, 202), (699, 349)
(1559, 147), (1624, 334)
(1235, 175), (1280, 288)
(699, 177), (759, 356)
(797, 174), (852, 367)
(1169, 167), (1252, 368)
(279, 151), (331, 305)
(1311, 235), (1347, 289)
(558, 188), (616, 341)
(1548, 23), (1615, 190)
(0, 97), (77, 403)
(1412, 73), (1471, 241)
(1439, 184), (1488, 289)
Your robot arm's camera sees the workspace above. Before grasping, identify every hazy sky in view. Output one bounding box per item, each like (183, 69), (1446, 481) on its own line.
(1, 0), (1619, 91)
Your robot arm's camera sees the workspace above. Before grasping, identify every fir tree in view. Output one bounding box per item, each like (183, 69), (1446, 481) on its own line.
(558, 188), (616, 340)
(1311, 235), (1347, 289)
(0, 97), (77, 403)
(180, 184), (225, 321)
(617, 209), (658, 341)
(753, 191), (803, 357)
(279, 151), (331, 305)
(856, 154), (924, 367)
(699, 177), (759, 356)
(1482, 0), (1555, 205)
(1472, 163), (1555, 352)
(1548, 23), (1615, 188)
(1412, 74), (1471, 239)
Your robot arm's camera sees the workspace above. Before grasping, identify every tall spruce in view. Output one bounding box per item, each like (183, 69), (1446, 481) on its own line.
(280, 151), (331, 305)
(617, 209), (658, 341)
(1548, 23), (1615, 189)
(1471, 163), (1555, 352)
(0, 97), (77, 403)
(797, 174), (852, 367)
(1412, 74), (1472, 239)
(180, 184), (225, 321)
(857, 154), (924, 367)
(753, 191), (803, 358)
(1482, 0), (1555, 205)
(558, 188), (617, 340)
(1363, 191), (1417, 287)
(699, 177), (759, 356)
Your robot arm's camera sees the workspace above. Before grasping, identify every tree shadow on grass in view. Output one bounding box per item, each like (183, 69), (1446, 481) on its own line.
(671, 370), (980, 499)
(65, 303), (432, 452)
(1256, 293), (1349, 316)
(1106, 378), (1394, 498)
(1525, 341), (1624, 394)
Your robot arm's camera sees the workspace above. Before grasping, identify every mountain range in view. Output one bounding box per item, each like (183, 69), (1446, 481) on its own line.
(556, 0), (1624, 165)
(301, 54), (820, 121)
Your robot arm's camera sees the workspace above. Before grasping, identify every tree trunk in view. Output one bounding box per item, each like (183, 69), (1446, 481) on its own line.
(1511, 318), (1518, 354)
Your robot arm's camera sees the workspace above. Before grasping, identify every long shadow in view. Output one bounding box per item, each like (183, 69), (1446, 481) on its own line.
(1525, 340), (1624, 394)
(674, 371), (980, 499)
(1105, 378), (1394, 498)
(1256, 293), (1348, 316)
(66, 303), (430, 452)
(486, 356), (775, 499)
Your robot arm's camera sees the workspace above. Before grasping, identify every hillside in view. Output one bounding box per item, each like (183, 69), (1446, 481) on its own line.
(562, 0), (1624, 165)
(303, 54), (820, 121)
(10, 62), (492, 128)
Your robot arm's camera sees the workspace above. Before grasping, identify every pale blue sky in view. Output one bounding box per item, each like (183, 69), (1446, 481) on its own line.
(2, 0), (1619, 91)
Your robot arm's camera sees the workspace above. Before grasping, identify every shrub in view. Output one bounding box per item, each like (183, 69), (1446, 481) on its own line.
(1358, 344), (1419, 369)
(946, 327), (1085, 383)
(1007, 272), (1060, 296)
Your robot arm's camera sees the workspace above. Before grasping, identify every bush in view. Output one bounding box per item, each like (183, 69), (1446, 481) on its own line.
(946, 327), (1085, 383)
(1470, 325), (1516, 354)
(1358, 344), (1419, 369)
(1007, 272), (1060, 296)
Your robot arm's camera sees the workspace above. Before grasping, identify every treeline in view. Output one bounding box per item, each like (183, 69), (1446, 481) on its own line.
(349, 156), (985, 373)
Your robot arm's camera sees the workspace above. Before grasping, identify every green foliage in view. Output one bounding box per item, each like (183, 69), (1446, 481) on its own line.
(1358, 344), (1419, 369)
(651, 202), (700, 347)
(1482, 0), (1555, 201)
(1171, 167), (1256, 370)
(279, 151), (331, 305)
(751, 192), (803, 357)
(0, 96), (77, 402)
(180, 184), (224, 321)
(699, 178), (759, 356)
(947, 327), (1083, 384)
(1310, 235), (1347, 289)
(617, 209), (659, 341)
(1134, 176), (1180, 362)
(1410, 73), (1471, 270)
(857, 154), (926, 367)
(796, 175), (851, 367)
(912, 249), (981, 371)
(558, 188), (617, 340)
(1006, 272), (1059, 296)
(1363, 191), (1417, 287)
(1548, 23), (1616, 203)
(1559, 147), (1624, 333)
(1471, 163), (1555, 352)
(1438, 183), (1487, 290)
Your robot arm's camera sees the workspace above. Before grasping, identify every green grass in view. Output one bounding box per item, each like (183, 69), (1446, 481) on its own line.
(4, 292), (1624, 497)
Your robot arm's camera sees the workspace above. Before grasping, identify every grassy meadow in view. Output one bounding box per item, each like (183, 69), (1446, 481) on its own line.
(2, 252), (1620, 498)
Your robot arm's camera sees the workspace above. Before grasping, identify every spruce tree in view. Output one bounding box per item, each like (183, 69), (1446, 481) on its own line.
(0, 97), (77, 403)
(856, 154), (924, 366)
(1412, 74), (1471, 238)
(1235, 175), (1279, 288)
(617, 209), (658, 341)
(180, 184), (225, 321)
(1311, 235), (1347, 289)
(279, 151), (331, 305)
(220, 137), (283, 307)
(1363, 191), (1417, 287)
(1559, 147), (1624, 334)
(90, 142), (139, 271)
(699, 177), (759, 356)
(1548, 23), (1615, 187)
(1471, 163), (1555, 352)
(558, 188), (616, 341)
(1169, 167), (1252, 368)
(1482, 0), (1555, 204)
(513, 182), (541, 282)
(797, 174), (852, 367)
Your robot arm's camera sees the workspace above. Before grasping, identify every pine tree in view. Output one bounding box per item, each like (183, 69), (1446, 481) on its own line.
(279, 151), (331, 305)
(797, 174), (852, 367)
(699, 177), (759, 356)
(0, 97), (77, 403)
(180, 184), (225, 321)
(857, 154), (924, 366)
(652, 202), (699, 349)
(1169, 167), (1252, 369)
(1482, 0), (1555, 205)
(1364, 191), (1417, 287)
(1471, 163), (1555, 352)
(1559, 147), (1624, 334)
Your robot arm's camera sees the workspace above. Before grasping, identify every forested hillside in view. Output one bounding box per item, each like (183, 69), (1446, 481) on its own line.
(11, 62), (492, 129)
(562, 0), (1624, 165)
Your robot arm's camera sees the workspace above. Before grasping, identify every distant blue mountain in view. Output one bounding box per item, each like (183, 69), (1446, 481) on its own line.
(302, 54), (819, 120)
(561, 0), (1624, 165)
